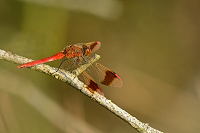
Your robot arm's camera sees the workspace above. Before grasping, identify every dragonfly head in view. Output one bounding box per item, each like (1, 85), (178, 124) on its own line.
(82, 45), (91, 56)
(83, 41), (101, 56)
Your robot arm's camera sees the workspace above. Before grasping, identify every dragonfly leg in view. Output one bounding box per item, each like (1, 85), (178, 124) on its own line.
(51, 58), (71, 75)
(53, 68), (71, 83)
(82, 56), (88, 63)
(70, 57), (79, 72)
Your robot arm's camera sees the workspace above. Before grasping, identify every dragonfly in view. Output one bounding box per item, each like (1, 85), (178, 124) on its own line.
(18, 41), (123, 96)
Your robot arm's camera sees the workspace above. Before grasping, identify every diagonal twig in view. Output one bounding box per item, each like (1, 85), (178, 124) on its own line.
(0, 49), (163, 133)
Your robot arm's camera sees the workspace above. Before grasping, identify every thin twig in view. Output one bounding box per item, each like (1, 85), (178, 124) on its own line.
(0, 49), (163, 133)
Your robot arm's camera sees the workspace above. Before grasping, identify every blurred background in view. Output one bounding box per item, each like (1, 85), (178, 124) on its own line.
(1, 0), (200, 133)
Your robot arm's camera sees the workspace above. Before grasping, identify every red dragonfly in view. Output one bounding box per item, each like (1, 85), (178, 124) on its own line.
(18, 41), (122, 95)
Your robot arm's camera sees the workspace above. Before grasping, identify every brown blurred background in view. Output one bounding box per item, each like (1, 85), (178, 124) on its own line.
(1, 0), (200, 133)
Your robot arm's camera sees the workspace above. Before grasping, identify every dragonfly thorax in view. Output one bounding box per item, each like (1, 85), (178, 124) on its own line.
(63, 45), (85, 58)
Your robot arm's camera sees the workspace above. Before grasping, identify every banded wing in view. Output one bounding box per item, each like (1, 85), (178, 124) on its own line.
(59, 56), (104, 95)
(94, 63), (123, 87)
(63, 59), (122, 95)
(79, 71), (104, 96)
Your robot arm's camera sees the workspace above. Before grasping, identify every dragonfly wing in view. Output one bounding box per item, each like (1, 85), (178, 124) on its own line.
(60, 57), (104, 95)
(79, 72), (104, 96)
(59, 57), (81, 71)
(94, 63), (123, 87)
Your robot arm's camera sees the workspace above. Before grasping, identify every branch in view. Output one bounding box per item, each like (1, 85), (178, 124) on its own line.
(0, 49), (163, 133)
